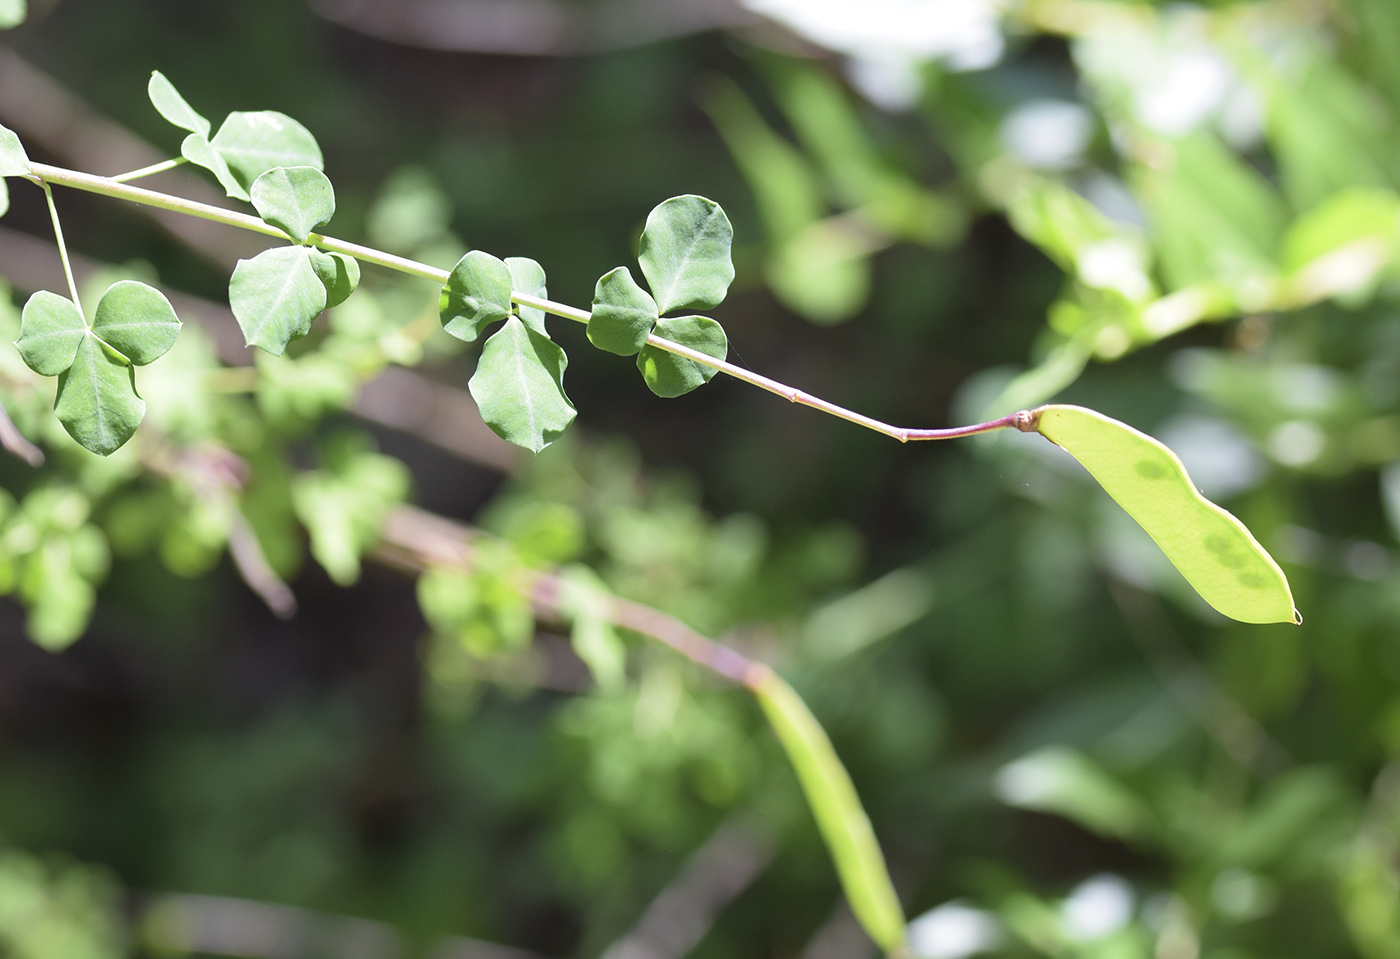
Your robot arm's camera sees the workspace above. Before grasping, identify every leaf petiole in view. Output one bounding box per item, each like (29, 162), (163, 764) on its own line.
(40, 181), (83, 317)
(109, 156), (188, 183)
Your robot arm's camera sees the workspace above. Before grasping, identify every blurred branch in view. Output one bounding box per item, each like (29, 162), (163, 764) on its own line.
(0, 397), (41, 466)
(308, 0), (758, 55)
(601, 818), (774, 959)
(375, 504), (765, 687)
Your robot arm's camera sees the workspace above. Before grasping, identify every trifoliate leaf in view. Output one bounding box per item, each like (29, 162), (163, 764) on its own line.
(0, 122), (30, 178)
(147, 71), (210, 138)
(251, 165), (335, 243)
(590, 266), (658, 356)
(229, 246), (327, 355)
(469, 316), (576, 452)
(505, 256), (548, 334)
(1035, 404), (1299, 624)
(210, 111), (324, 194)
(54, 335), (145, 455)
(309, 250), (360, 308)
(181, 133), (249, 201)
(16, 290), (86, 376)
(91, 280), (181, 366)
(440, 250), (514, 343)
(636, 315), (727, 397)
(638, 195), (735, 314)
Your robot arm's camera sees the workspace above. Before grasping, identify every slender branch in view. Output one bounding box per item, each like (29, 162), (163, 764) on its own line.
(109, 155), (188, 183)
(27, 162), (1032, 445)
(39, 181), (83, 314)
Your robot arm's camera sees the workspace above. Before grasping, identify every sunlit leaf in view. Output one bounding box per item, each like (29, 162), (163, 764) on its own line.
(91, 280), (181, 366)
(229, 246), (327, 355)
(469, 316), (575, 453)
(251, 165), (335, 243)
(636, 315), (726, 397)
(559, 565), (626, 693)
(309, 250), (360, 308)
(753, 669), (907, 954)
(1034, 404), (1299, 624)
(0, 0), (25, 29)
(181, 133), (249, 201)
(54, 335), (145, 456)
(995, 747), (1150, 841)
(505, 256), (548, 334)
(210, 110), (324, 194)
(147, 71), (210, 138)
(638, 195), (735, 314)
(440, 250), (514, 343)
(16, 290), (86, 376)
(0, 121), (29, 177)
(589, 266), (658, 356)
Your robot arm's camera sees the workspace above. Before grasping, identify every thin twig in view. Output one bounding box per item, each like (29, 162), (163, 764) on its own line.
(375, 504), (766, 688)
(26, 162), (1033, 447)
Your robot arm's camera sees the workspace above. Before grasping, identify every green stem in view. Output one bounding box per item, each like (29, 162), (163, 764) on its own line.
(40, 181), (83, 316)
(28, 162), (1028, 444)
(110, 156), (188, 183)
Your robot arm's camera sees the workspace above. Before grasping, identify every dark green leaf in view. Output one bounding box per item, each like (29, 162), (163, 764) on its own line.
(91, 280), (181, 366)
(309, 250), (360, 308)
(440, 250), (514, 343)
(1035, 404), (1299, 624)
(147, 71), (210, 138)
(636, 315), (727, 397)
(505, 256), (548, 334)
(16, 290), (86, 376)
(754, 669), (907, 954)
(54, 335), (145, 456)
(229, 246), (327, 356)
(0, 122), (29, 177)
(589, 266), (658, 356)
(210, 111), (324, 194)
(0, 0), (25, 29)
(251, 166), (335, 243)
(469, 316), (576, 452)
(181, 133), (249, 201)
(638, 195), (736, 314)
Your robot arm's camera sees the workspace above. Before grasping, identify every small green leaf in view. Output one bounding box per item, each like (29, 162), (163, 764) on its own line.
(147, 71), (210, 138)
(0, 0), (25, 29)
(590, 266), (658, 356)
(0, 177), (8, 218)
(0, 122), (30, 177)
(638, 195), (735, 314)
(229, 246), (328, 355)
(753, 669), (907, 955)
(636, 315), (727, 397)
(559, 565), (626, 692)
(181, 133), (249, 201)
(440, 250), (515, 343)
(505, 256), (548, 334)
(210, 111), (324, 194)
(54, 335), (145, 455)
(469, 316), (576, 452)
(1034, 404), (1299, 624)
(251, 166), (335, 243)
(16, 290), (86, 376)
(91, 280), (181, 366)
(309, 250), (360, 308)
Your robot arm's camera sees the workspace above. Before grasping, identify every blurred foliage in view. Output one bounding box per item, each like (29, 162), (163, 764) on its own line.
(3, 0), (1400, 957)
